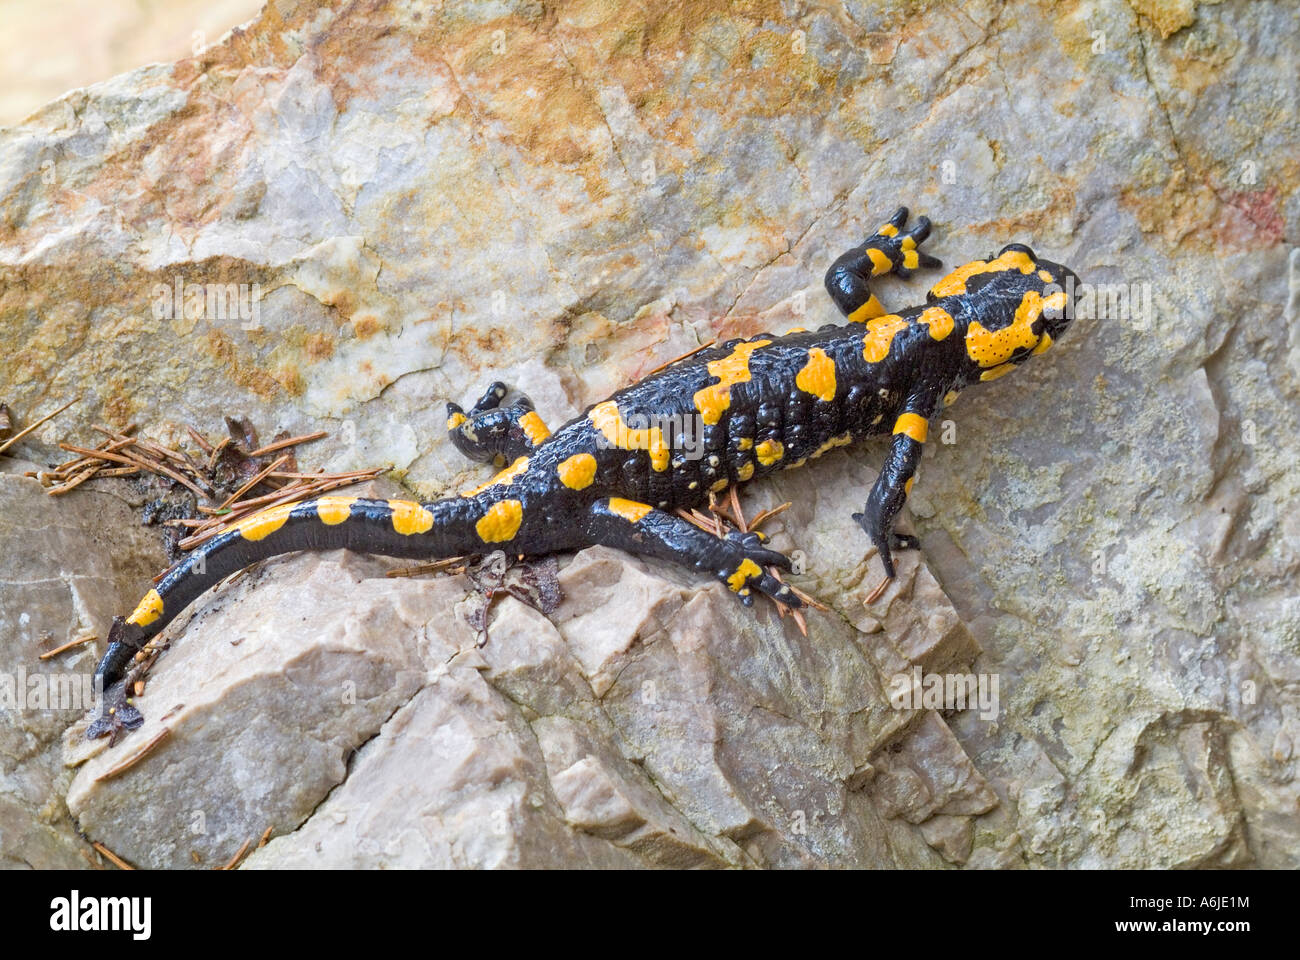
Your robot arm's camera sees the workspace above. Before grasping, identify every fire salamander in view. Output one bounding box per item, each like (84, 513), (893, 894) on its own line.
(91, 208), (1079, 709)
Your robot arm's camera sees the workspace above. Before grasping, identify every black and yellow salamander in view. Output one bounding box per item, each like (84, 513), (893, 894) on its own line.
(92, 208), (1079, 707)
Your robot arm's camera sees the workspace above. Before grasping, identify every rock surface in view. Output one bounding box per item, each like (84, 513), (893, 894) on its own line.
(1, 0), (1297, 867)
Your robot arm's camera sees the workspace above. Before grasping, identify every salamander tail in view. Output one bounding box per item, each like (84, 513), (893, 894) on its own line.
(92, 495), (489, 697)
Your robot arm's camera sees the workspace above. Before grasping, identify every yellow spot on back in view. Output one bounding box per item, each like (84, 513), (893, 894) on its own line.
(315, 497), (356, 525)
(736, 437), (753, 451)
(476, 499), (523, 542)
(893, 413), (928, 443)
(866, 248), (893, 276)
(930, 250), (1036, 298)
(461, 456), (530, 496)
(727, 558), (762, 592)
(1032, 331), (1054, 355)
(389, 500), (435, 535)
(608, 497), (653, 522)
(589, 401), (671, 472)
(756, 439), (784, 466)
(557, 453), (597, 490)
(1038, 269), (1054, 283)
(236, 503), (295, 541)
(446, 411), (467, 431)
(847, 294), (886, 322)
(691, 340), (771, 426)
(736, 462), (755, 481)
(126, 589), (164, 627)
(917, 306), (954, 341)
(519, 410), (550, 445)
(943, 390), (960, 407)
(905, 477), (914, 495)
(795, 348), (837, 402)
(710, 478), (729, 493)
(861, 314), (909, 363)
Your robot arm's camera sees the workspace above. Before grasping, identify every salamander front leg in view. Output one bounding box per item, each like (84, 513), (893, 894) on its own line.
(824, 207), (943, 322)
(584, 498), (802, 609)
(445, 382), (552, 467)
(856, 409), (929, 603)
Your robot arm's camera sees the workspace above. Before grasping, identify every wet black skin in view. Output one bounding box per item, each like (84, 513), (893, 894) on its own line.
(92, 208), (1079, 704)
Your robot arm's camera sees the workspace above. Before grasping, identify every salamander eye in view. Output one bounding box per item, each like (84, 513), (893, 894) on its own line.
(998, 243), (1036, 259)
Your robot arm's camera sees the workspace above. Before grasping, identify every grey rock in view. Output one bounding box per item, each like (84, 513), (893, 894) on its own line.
(0, 459), (166, 868)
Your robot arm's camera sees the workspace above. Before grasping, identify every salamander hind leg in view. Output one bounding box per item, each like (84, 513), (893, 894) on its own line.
(446, 382), (552, 466)
(586, 498), (801, 608)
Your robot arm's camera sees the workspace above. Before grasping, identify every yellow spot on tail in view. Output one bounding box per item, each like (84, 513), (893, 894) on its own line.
(1032, 331), (1054, 355)
(736, 437), (753, 451)
(893, 413), (928, 443)
(236, 503), (295, 541)
(461, 456), (530, 496)
(877, 222), (899, 238)
(710, 478), (729, 493)
(126, 589), (164, 627)
(795, 348), (837, 402)
(736, 462), (755, 481)
(847, 294), (886, 322)
(589, 401), (671, 471)
(901, 235), (919, 270)
(692, 339), (772, 426)
(727, 559), (762, 592)
(917, 306), (954, 341)
(557, 453), (597, 490)
(966, 289), (1052, 368)
(786, 326), (808, 333)
(607, 498), (653, 522)
(866, 248), (893, 276)
(389, 500), (435, 535)
(755, 439), (784, 466)
(861, 314), (908, 363)
(930, 250), (1036, 298)
(446, 411), (467, 431)
(943, 390), (960, 407)
(519, 410), (550, 445)
(315, 497), (356, 525)
(475, 499), (523, 542)
(905, 477), (914, 495)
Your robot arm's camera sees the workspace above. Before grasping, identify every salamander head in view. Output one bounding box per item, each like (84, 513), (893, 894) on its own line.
(951, 243), (1081, 386)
